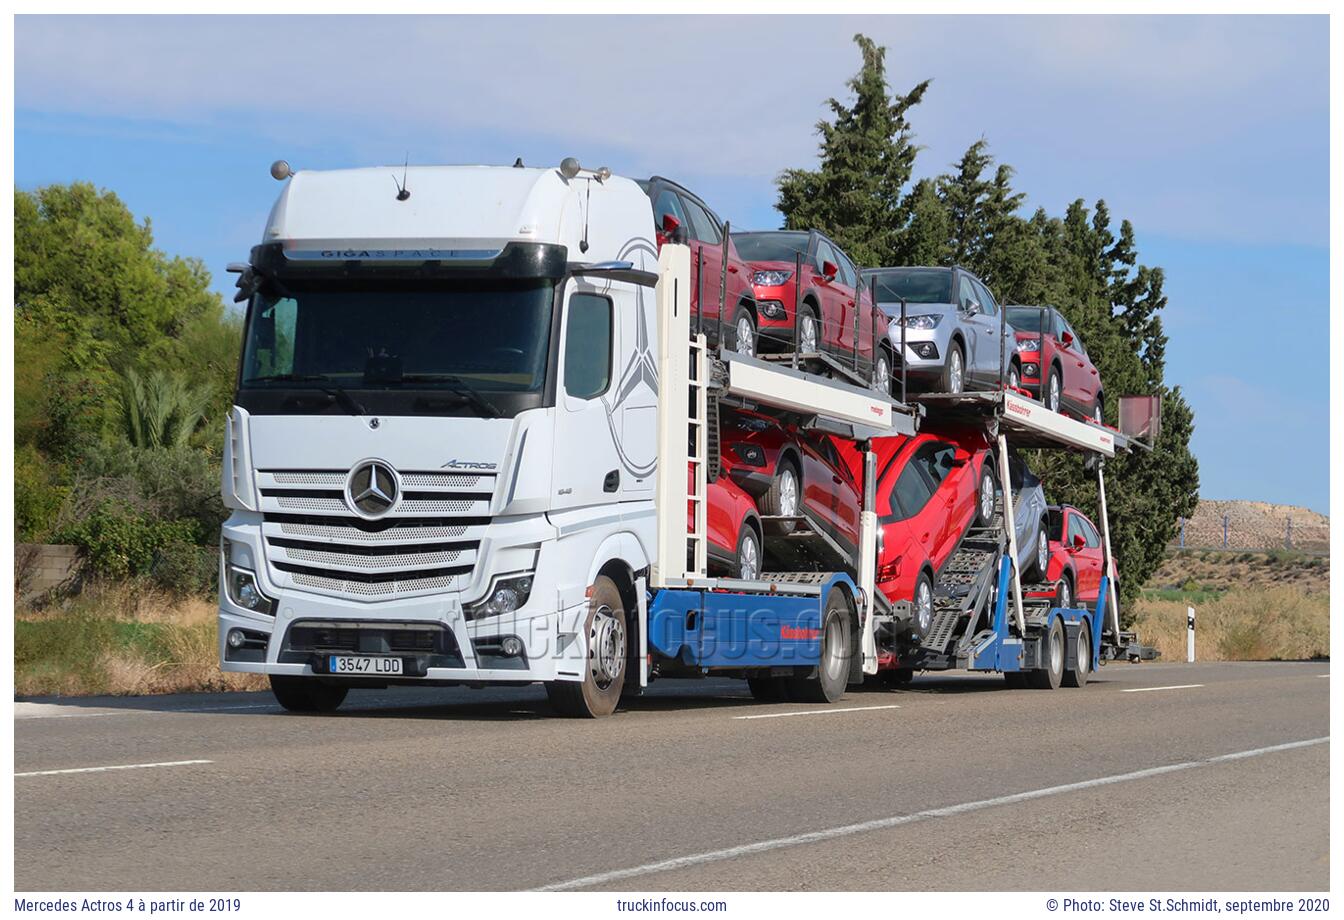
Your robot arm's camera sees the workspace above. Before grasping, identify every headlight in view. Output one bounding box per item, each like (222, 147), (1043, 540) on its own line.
(1016, 338), (1040, 352)
(752, 269), (793, 287)
(225, 565), (275, 615)
(896, 314), (940, 330)
(758, 300), (786, 320)
(465, 575), (534, 620)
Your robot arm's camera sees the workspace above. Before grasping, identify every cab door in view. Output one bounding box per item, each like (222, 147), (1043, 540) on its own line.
(551, 288), (620, 511)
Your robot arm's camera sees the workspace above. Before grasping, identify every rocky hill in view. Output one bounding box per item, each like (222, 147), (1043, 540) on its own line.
(1175, 499), (1328, 554)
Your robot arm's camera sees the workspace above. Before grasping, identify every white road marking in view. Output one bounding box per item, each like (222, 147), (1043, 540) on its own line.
(1122, 683), (1204, 693)
(17, 759), (213, 778)
(15, 701), (279, 720)
(1318, 674), (1329, 678)
(732, 704), (900, 720)
(534, 736), (1328, 891)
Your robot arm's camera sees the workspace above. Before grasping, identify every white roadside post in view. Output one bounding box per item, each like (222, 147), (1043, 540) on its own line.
(1187, 606), (1196, 663)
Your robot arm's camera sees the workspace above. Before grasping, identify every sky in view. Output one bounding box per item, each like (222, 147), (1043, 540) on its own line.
(13, 14), (1330, 513)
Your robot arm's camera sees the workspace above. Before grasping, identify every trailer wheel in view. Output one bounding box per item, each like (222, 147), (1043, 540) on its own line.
(787, 587), (851, 704)
(747, 676), (786, 701)
(1063, 622), (1092, 688)
(270, 676), (348, 713)
(546, 575), (627, 717)
(1027, 617), (1066, 690)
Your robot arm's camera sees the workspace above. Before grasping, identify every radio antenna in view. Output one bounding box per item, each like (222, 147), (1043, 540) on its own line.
(392, 153), (411, 201)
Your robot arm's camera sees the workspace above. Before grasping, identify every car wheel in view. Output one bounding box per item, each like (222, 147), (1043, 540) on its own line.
(1007, 363), (1020, 392)
(1028, 525), (1050, 580)
(1027, 616), (1066, 690)
(942, 343), (965, 394)
(1047, 367), (1063, 413)
(873, 350), (892, 395)
(546, 575), (627, 717)
(1092, 397), (1104, 425)
(911, 572), (934, 639)
(733, 304), (756, 358)
(798, 304), (819, 354)
(736, 525), (761, 581)
(762, 459), (801, 534)
(787, 587), (851, 703)
(1056, 574), (1074, 611)
(1063, 622), (1092, 688)
(976, 464), (997, 526)
(270, 676), (348, 713)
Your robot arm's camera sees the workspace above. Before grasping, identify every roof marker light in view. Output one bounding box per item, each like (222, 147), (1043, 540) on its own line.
(270, 160), (292, 180)
(559, 157), (581, 179)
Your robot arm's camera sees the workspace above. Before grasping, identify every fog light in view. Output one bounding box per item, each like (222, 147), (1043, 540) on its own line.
(758, 300), (786, 320)
(500, 636), (524, 657)
(227, 628), (246, 649)
(1024, 363), (1039, 377)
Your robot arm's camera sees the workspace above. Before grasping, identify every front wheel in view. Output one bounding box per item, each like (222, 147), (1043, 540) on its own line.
(1007, 363), (1020, 392)
(873, 350), (892, 394)
(911, 572), (934, 640)
(733, 304), (757, 358)
(797, 304), (820, 355)
(1046, 367), (1063, 413)
(787, 587), (852, 703)
(975, 464), (997, 526)
(270, 676), (348, 713)
(941, 343), (965, 394)
(1027, 525), (1050, 580)
(736, 525), (762, 581)
(1092, 396), (1104, 425)
(546, 575), (627, 717)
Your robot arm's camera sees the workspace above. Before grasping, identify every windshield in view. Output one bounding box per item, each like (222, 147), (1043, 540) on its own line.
(239, 280), (555, 412)
(1006, 307), (1047, 333)
(731, 232), (809, 263)
(863, 269), (953, 305)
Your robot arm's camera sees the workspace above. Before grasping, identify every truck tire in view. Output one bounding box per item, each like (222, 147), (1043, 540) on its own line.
(546, 575), (627, 717)
(269, 676), (348, 713)
(787, 587), (852, 704)
(1063, 622), (1092, 688)
(1028, 617), (1066, 690)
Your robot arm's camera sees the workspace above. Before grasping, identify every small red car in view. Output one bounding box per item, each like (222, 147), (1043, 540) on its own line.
(840, 427), (997, 643)
(687, 465), (763, 580)
(639, 177), (760, 357)
(717, 406), (862, 558)
(1044, 504), (1117, 610)
(731, 230), (892, 392)
(1006, 305), (1105, 423)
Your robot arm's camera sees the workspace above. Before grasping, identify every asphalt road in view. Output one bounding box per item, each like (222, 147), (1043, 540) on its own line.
(14, 660), (1329, 891)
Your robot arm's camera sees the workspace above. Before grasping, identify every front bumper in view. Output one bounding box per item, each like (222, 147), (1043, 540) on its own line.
(886, 326), (949, 379)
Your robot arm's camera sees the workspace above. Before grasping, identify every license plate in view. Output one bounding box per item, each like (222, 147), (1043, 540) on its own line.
(327, 655), (403, 676)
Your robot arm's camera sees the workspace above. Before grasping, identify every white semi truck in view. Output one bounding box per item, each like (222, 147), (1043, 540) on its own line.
(219, 159), (1147, 717)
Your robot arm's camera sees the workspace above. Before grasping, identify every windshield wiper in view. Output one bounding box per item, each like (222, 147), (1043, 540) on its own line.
(244, 373), (367, 416)
(397, 374), (503, 418)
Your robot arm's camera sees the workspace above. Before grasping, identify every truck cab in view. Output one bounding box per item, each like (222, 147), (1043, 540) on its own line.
(219, 162), (662, 715)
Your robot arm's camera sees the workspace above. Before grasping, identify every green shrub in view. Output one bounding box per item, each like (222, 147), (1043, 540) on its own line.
(54, 501), (199, 581)
(14, 444), (68, 542)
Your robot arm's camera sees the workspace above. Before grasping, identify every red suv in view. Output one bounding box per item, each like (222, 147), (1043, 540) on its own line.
(841, 427), (996, 642)
(1006, 306), (1105, 423)
(1045, 504), (1117, 611)
(639, 177), (759, 357)
(731, 230), (892, 392)
(717, 406), (862, 558)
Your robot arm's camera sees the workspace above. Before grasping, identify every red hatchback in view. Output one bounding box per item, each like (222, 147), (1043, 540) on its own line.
(1045, 505), (1117, 611)
(718, 407), (862, 559)
(688, 466), (763, 580)
(1005, 305), (1105, 423)
(731, 230), (892, 392)
(639, 177), (759, 357)
(845, 427), (997, 641)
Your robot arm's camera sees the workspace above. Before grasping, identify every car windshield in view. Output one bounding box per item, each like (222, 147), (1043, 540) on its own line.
(731, 232), (809, 263)
(1006, 307), (1048, 333)
(863, 269), (953, 305)
(240, 281), (555, 396)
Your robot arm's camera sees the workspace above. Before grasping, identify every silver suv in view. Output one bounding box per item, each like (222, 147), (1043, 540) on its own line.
(861, 266), (1021, 395)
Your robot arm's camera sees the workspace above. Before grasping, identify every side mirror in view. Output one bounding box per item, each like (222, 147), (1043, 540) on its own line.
(965, 299), (981, 316)
(1071, 533), (1086, 551)
(1061, 330), (1074, 347)
(659, 213), (688, 245)
(821, 260), (838, 281)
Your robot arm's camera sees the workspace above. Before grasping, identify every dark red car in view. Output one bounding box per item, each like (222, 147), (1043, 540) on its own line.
(731, 230), (892, 392)
(1044, 504), (1117, 611)
(688, 465), (763, 581)
(717, 406), (862, 559)
(639, 177), (759, 357)
(840, 427), (996, 643)
(1006, 305), (1105, 423)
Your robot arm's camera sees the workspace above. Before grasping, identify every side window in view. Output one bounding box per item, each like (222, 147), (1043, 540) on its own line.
(814, 238), (838, 274)
(834, 248), (857, 287)
(973, 279), (999, 316)
(1066, 512), (1088, 547)
(1053, 312), (1070, 340)
(1081, 517), (1102, 548)
(890, 461), (935, 520)
(957, 274), (978, 311)
(680, 196), (722, 245)
(912, 442), (956, 487)
(563, 293), (612, 399)
(652, 189), (688, 234)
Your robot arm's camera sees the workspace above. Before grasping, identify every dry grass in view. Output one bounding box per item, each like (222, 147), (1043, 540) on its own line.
(1131, 585), (1329, 662)
(15, 579), (267, 697)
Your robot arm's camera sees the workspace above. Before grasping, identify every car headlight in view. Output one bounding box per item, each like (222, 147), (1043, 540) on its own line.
(465, 575), (534, 620)
(896, 314), (940, 330)
(752, 269), (793, 287)
(225, 565), (275, 615)
(1016, 338), (1040, 352)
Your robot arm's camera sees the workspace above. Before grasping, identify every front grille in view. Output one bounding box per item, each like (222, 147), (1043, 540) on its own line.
(257, 467), (496, 600)
(280, 621), (464, 668)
